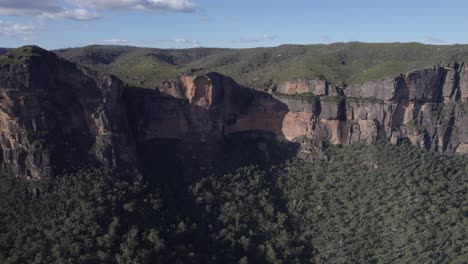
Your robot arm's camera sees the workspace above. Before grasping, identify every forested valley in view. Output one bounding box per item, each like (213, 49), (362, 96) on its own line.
(0, 142), (466, 263)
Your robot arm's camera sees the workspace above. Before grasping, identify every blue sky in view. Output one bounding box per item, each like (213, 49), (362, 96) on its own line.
(0, 0), (467, 49)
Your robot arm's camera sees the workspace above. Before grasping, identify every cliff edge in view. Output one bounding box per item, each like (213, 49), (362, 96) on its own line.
(2, 46), (468, 178)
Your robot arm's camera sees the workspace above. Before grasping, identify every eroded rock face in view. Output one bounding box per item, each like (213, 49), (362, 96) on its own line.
(149, 65), (468, 159)
(125, 72), (293, 174)
(276, 79), (328, 95)
(3, 46), (468, 178)
(346, 77), (397, 101)
(271, 65), (468, 156)
(275, 79), (343, 96)
(0, 46), (135, 178)
(457, 64), (468, 101)
(128, 72), (289, 144)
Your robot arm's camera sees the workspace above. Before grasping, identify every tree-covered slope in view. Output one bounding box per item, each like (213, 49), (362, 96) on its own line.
(55, 45), (229, 88)
(1, 143), (466, 263)
(56, 42), (468, 89)
(194, 143), (468, 263)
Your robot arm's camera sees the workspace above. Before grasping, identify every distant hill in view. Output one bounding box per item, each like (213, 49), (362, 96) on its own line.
(56, 42), (468, 89)
(0, 48), (9, 55)
(55, 45), (229, 88)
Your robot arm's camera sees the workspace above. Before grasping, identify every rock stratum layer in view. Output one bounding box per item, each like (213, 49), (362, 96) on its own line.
(273, 63), (468, 154)
(2, 46), (468, 178)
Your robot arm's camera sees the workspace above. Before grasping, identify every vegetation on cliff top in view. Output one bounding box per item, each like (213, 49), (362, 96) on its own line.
(0, 143), (466, 263)
(55, 42), (468, 89)
(0, 46), (51, 65)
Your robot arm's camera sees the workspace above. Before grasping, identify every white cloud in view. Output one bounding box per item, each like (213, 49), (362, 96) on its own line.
(237, 34), (278, 43)
(38, 8), (99, 20)
(174, 38), (201, 47)
(423, 36), (445, 44)
(0, 0), (98, 20)
(102, 38), (130, 44)
(0, 0), (195, 21)
(141, 38), (171, 44)
(70, 0), (196, 12)
(141, 38), (201, 47)
(175, 38), (191, 43)
(0, 20), (40, 37)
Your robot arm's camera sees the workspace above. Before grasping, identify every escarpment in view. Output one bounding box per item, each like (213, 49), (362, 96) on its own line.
(272, 63), (468, 154)
(3, 46), (468, 178)
(0, 46), (135, 178)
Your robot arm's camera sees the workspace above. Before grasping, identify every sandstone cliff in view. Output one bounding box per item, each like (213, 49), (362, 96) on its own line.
(2, 46), (468, 178)
(151, 64), (468, 154)
(272, 63), (468, 154)
(0, 46), (135, 178)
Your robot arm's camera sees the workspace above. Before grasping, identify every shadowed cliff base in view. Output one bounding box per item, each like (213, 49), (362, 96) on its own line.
(121, 84), (301, 245)
(216, 130), (300, 172)
(123, 80), (301, 181)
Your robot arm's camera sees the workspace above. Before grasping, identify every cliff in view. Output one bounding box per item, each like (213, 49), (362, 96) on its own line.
(272, 63), (468, 154)
(0, 46), (135, 178)
(2, 46), (468, 178)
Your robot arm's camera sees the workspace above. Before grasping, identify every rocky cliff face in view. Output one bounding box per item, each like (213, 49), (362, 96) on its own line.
(140, 64), (468, 165)
(152, 63), (468, 155)
(125, 72), (293, 174)
(2, 46), (468, 178)
(272, 63), (468, 155)
(0, 46), (135, 178)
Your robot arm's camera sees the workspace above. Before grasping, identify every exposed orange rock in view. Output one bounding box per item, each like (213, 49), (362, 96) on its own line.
(151, 68), (468, 159)
(281, 112), (314, 140)
(3, 46), (468, 178)
(456, 143), (468, 154)
(276, 79), (328, 95)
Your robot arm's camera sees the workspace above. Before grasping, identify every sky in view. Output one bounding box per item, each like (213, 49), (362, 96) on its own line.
(0, 0), (468, 50)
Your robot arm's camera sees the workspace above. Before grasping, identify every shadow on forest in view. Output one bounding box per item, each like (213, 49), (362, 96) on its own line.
(122, 82), (303, 262)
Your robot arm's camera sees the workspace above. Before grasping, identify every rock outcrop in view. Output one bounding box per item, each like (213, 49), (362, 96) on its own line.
(126, 72), (293, 174)
(2, 46), (468, 178)
(269, 64), (468, 155)
(0, 46), (135, 178)
(148, 64), (468, 159)
(275, 79), (343, 96)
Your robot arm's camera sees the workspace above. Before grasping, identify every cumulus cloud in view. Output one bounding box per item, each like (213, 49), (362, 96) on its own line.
(0, 0), (98, 20)
(39, 8), (98, 20)
(0, 20), (40, 37)
(70, 0), (196, 12)
(237, 34), (278, 43)
(0, 0), (196, 21)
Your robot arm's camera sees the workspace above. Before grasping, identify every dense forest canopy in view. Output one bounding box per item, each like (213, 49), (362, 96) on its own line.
(0, 143), (466, 263)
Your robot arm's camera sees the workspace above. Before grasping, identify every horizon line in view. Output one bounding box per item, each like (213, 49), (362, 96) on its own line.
(4, 41), (468, 51)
